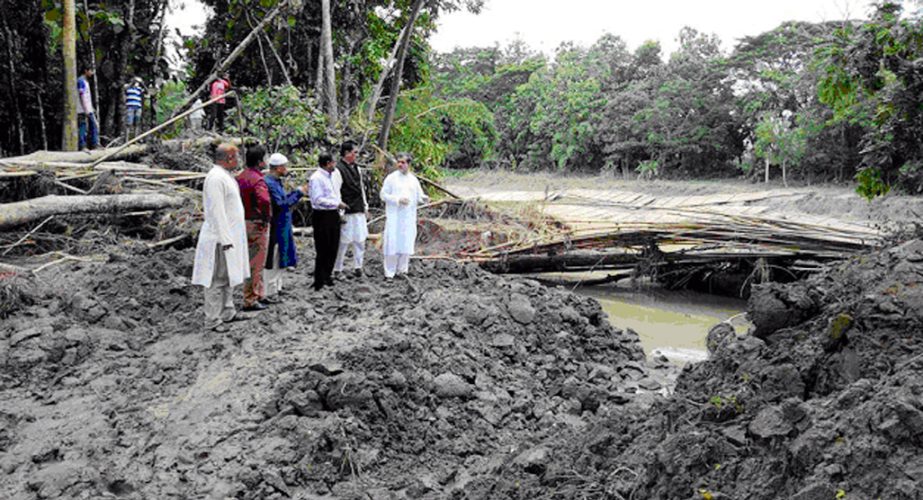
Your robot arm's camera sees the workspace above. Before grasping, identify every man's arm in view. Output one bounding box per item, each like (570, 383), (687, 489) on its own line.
(204, 177), (234, 247)
(310, 176), (341, 209)
(256, 179), (272, 222)
(379, 174), (400, 205)
(267, 179), (303, 210)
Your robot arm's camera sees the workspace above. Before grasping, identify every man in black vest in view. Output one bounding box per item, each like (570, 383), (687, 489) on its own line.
(333, 140), (369, 278)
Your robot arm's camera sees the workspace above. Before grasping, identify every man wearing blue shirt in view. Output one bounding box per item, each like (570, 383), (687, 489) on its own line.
(264, 153), (308, 301)
(124, 77), (145, 140)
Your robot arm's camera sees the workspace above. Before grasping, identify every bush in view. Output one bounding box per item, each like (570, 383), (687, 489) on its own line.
(232, 85), (327, 164)
(389, 86), (497, 179)
(153, 80), (189, 138)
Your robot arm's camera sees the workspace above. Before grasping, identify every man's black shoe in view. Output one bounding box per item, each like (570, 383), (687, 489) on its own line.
(243, 302), (268, 312)
(353, 269), (363, 278)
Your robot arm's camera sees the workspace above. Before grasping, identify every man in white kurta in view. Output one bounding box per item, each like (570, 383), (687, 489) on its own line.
(380, 153), (429, 279)
(191, 143), (250, 331)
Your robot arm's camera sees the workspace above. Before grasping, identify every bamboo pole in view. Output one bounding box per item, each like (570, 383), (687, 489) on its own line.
(89, 92), (235, 168)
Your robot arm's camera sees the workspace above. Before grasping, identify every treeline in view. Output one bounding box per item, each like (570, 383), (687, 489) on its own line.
(3, 1), (920, 196)
(0, 0), (174, 155)
(431, 2), (923, 194)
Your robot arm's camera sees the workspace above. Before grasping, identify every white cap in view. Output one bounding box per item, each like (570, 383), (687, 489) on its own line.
(268, 153), (289, 166)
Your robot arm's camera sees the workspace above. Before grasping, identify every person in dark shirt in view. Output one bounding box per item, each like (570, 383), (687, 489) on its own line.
(332, 141), (369, 278)
(236, 144), (272, 311)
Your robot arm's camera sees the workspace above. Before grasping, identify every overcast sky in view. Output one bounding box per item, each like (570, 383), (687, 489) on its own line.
(429, 0), (876, 56)
(168, 0), (895, 59)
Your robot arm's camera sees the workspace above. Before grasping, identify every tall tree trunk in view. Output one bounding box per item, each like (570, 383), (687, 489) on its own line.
(117, 0), (136, 141)
(37, 91), (48, 151)
(263, 31), (292, 86)
(782, 159), (787, 187)
(314, 40), (323, 100)
(320, 0), (338, 125)
(245, 9), (273, 86)
(764, 157), (770, 184)
(2, 21), (24, 154)
(63, 0), (79, 151)
(360, 20), (407, 150)
(83, 0), (101, 130)
(341, 42), (352, 123)
(377, 0), (425, 152)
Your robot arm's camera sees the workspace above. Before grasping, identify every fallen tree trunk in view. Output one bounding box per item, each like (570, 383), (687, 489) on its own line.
(0, 194), (187, 230)
(0, 145), (149, 165)
(478, 251), (640, 274)
(478, 250), (806, 274)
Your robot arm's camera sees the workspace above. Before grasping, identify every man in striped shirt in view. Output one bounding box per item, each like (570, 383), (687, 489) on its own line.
(124, 77), (145, 140)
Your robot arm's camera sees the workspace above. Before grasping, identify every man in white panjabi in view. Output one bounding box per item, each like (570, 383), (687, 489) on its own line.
(331, 140), (369, 278)
(380, 152), (430, 279)
(191, 143), (250, 332)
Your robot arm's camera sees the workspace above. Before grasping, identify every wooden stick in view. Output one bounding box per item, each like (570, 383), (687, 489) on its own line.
(123, 176), (186, 190)
(2, 216), (54, 256)
(0, 171), (37, 179)
(32, 254), (104, 274)
(90, 91), (236, 169)
(53, 180), (88, 195)
(146, 234), (188, 249)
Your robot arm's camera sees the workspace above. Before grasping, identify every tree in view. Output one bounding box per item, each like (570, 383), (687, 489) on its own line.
(817, 1), (923, 194)
(320, 0), (338, 125)
(62, 0), (78, 151)
(377, 0), (425, 152)
(754, 112), (807, 186)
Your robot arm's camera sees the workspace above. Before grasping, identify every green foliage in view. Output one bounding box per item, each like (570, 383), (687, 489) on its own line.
(855, 167), (891, 200)
(754, 113), (807, 176)
(816, 2), (923, 194)
(389, 86), (497, 177)
(636, 159), (659, 178)
(153, 81), (189, 139)
(233, 86), (327, 163)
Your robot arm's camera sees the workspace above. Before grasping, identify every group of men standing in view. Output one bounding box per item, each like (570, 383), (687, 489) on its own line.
(191, 140), (429, 331)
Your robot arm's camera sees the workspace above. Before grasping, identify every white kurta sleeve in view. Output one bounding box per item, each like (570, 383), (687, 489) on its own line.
(204, 176), (234, 246)
(380, 174), (400, 205)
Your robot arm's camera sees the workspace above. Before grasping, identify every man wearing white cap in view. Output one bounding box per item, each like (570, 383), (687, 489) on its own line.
(264, 153), (308, 301)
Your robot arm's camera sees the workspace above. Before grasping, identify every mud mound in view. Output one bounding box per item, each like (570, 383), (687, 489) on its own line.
(482, 240), (923, 499)
(260, 261), (650, 496)
(0, 241), (662, 499)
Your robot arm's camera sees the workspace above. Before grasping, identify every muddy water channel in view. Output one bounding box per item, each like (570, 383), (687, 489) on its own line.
(573, 281), (749, 364)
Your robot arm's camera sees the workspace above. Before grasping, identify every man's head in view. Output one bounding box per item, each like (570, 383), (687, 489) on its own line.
(222, 73), (230, 82)
(215, 143), (239, 171)
(246, 144), (267, 170)
(340, 141), (357, 165)
(319, 152), (335, 172)
(81, 66), (94, 78)
(395, 152), (412, 174)
(268, 153), (289, 176)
